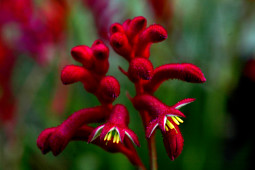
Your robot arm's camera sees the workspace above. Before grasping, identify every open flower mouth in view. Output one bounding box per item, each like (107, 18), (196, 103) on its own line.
(104, 127), (121, 144)
(164, 116), (184, 133)
(88, 125), (140, 147)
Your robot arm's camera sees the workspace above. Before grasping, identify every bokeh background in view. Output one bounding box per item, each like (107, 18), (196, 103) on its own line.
(1, 0), (255, 169)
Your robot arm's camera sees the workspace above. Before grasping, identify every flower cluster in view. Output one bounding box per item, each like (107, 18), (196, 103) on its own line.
(109, 16), (206, 160)
(37, 40), (144, 168)
(37, 16), (206, 168)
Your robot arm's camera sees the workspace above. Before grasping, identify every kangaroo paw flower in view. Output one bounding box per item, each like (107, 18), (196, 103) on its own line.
(128, 58), (154, 82)
(131, 94), (194, 138)
(96, 76), (120, 104)
(134, 24), (167, 58)
(37, 106), (111, 155)
(163, 124), (184, 161)
(144, 63), (206, 93)
(88, 104), (140, 147)
(71, 45), (94, 69)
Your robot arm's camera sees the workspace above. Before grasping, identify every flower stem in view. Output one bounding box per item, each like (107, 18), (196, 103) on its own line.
(135, 82), (158, 170)
(148, 135), (157, 170)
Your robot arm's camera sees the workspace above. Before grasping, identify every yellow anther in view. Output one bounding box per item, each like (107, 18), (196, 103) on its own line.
(107, 131), (112, 141)
(104, 133), (108, 141)
(165, 125), (169, 131)
(175, 116), (184, 123)
(113, 132), (118, 143)
(172, 117), (180, 125)
(166, 120), (175, 129)
(116, 135), (120, 144)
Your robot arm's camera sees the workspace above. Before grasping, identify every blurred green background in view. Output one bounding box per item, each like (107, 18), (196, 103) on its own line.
(1, 0), (255, 169)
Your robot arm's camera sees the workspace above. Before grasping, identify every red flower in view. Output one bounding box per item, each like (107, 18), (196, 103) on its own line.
(131, 94), (195, 138)
(162, 123), (184, 161)
(88, 104), (140, 147)
(38, 16), (206, 168)
(61, 40), (119, 104)
(108, 16), (206, 163)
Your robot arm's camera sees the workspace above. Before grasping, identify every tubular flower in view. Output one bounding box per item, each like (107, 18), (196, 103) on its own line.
(37, 39), (145, 168)
(131, 94), (195, 138)
(108, 16), (206, 163)
(61, 40), (119, 104)
(144, 63), (206, 94)
(37, 106), (112, 155)
(162, 124), (184, 161)
(88, 104), (140, 147)
(110, 16), (167, 61)
(37, 15), (206, 168)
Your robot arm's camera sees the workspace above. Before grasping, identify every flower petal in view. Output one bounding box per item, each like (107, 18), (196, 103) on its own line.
(71, 45), (94, 69)
(124, 129), (140, 147)
(163, 126), (184, 161)
(128, 58), (154, 82)
(61, 65), (88, 85)
(173, 98), (196, 110)
(146, 119), (159, 138)
(88, 125), (105, 143)
(144, 63), (206, 93)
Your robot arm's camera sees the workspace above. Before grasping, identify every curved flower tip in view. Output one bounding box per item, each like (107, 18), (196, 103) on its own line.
(132, 95), (193, 138)
(61, 65), (88, 85)
(96, 76), (120, 104)
(144, 63), (206, 93)
(37, 128), (55, 154)
(141, 24), (168, 43)
(110, 23), (125, 35)
(163, 125), (184, 161)
(88, 104), (140, 147)
(128, 58), (154, 82)
(91, 40), (109, 60)
(134, 24), (167, 58)
(110, 32), (132, 61)
(126, 16), (147, 43)
(173, 98), (196, 110)
(71, 45), (94, 69)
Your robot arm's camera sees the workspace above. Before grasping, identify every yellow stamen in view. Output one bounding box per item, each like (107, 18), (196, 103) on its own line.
(166, 120), (175, 129)
(172, 117), (180, 125)
(116, 135), (120, 144)
(175, 116), (184, 123)
(165, 125), (169, 131)
(113, 132), (117, 143)
(104, 133), (108, 141)
(107, 131), (112, 141)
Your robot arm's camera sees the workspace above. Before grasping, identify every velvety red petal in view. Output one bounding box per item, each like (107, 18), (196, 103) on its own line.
(145, 118), (159, 138)
(37, 127), (55, 154)
(61, 65), (88, 85)
(110, 23), (125, 35)
(126, 16), (147, 44)
(131, 94), (168, 117)
(163, 125), (184, 161)
(110, 32), (132, 61)
(125, 129), (140, 147)
(96, 76), (120, 104)
(128, 58), (154, 82)
(91, 40), (109, 60)
(172, 98), (196, 110)
(144, 63), (206, 93)
(88, 125), (105, 142)
(71, 45), (94, 69)
(135, 24), (167, 58)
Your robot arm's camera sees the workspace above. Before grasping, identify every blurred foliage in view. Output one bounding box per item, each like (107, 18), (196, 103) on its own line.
(1, 0), (255, 170)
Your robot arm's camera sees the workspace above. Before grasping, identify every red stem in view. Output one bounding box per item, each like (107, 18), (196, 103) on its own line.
(135, 82), (158, 170)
